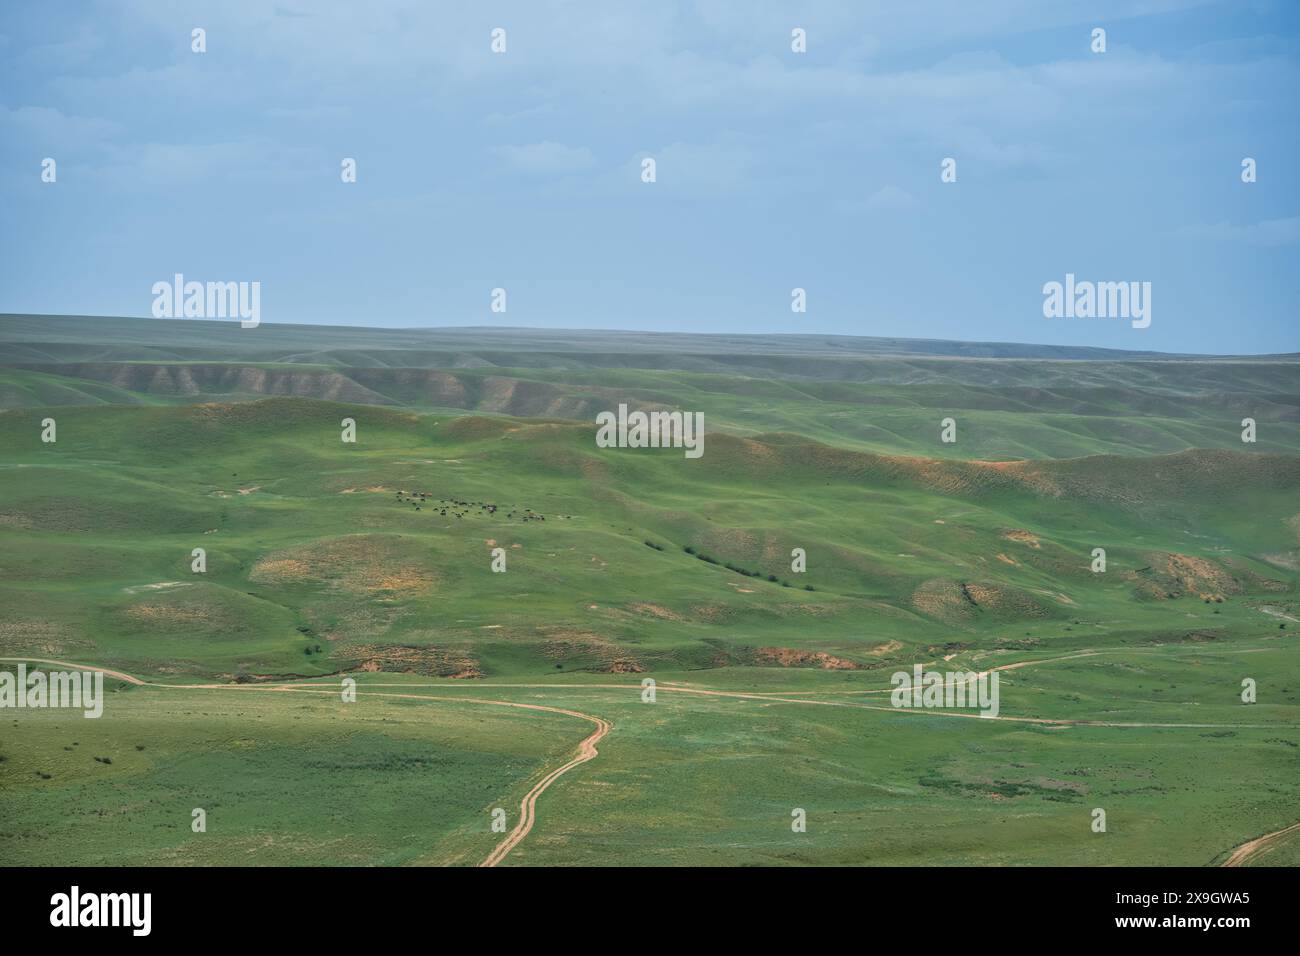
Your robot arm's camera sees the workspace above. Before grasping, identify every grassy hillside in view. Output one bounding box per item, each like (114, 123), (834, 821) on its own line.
(1, 317), (1297, 867)
(0, 680), (577, 865)
(0, 399), (1295, 681)
(5, 316), (1296, 462)
(5, 361), (1299, 458)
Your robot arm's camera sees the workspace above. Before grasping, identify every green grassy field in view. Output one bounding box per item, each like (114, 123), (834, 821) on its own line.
(1, 679), (578, 865)
(1, 316), (1297, 866)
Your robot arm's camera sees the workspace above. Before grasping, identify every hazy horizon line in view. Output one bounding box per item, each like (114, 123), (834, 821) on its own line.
(3, 312), (1298, 361)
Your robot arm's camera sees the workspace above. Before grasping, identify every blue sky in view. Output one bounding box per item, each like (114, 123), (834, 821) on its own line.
(1, 0), (1297, 353)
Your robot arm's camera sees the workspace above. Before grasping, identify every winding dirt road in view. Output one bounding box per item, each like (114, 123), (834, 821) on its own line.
(480, 711), (611, 867)
(6, 653), (1295, 865)
(1, 657), (609, 867)
(1221, 821), (1300, 867)
(323, 676), (1284, 729)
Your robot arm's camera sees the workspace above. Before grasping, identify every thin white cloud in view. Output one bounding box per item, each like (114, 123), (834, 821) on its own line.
(491, 141), (595, 174)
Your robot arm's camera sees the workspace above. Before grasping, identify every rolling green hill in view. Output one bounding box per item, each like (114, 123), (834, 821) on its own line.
(0, 398), (1294, 680)
(1, 315), (1297, 866)
(4, 315), (1298, 461)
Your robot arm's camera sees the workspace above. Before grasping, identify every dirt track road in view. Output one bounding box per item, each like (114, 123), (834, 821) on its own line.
(1220, 821), (1300, 867)
(1, 657), (609, 867)
(5, 657), (146, 685)
(5, 654), (1295, 866)
(480, 711), (611, 867)
(330, 675), (1284, 730)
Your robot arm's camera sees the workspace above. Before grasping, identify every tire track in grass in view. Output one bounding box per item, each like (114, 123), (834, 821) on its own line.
(1220, 821), (1300, 867)
(480, 711), (611, 868)
(9, 654), (1297, 866)
(1, 657), (610, 867)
